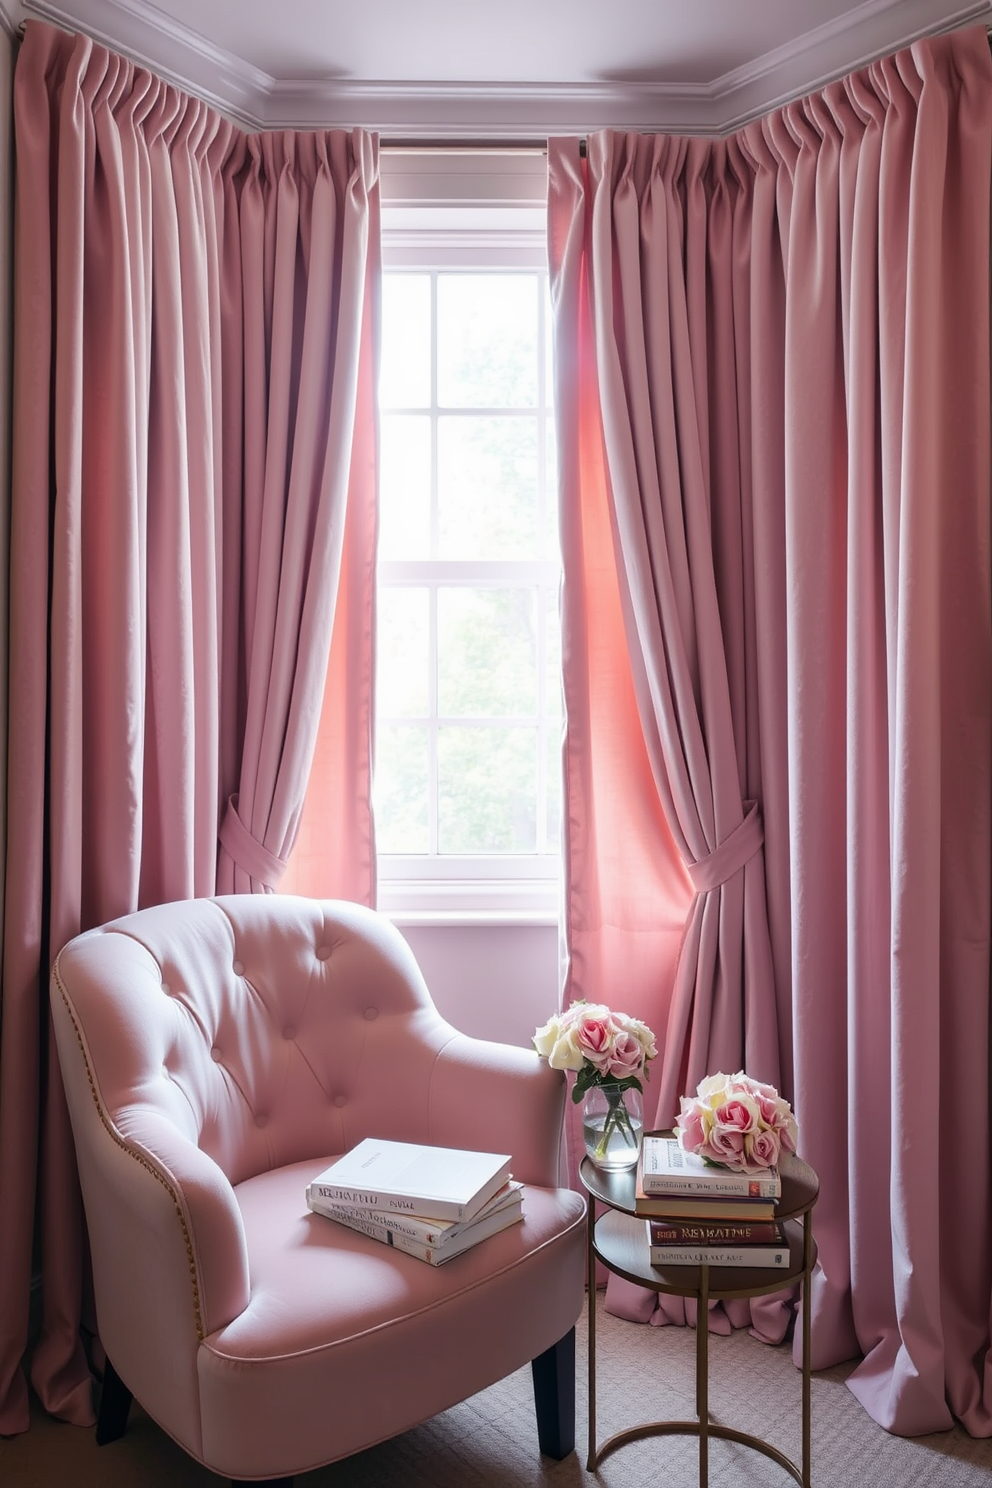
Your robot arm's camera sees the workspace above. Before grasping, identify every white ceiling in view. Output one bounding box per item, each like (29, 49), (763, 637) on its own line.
(7, 0), (992, 135)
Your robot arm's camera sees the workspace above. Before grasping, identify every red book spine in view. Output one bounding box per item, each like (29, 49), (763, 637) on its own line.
(647, 1218), (783, 1246)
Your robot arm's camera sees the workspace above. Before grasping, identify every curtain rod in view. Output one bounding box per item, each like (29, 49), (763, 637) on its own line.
(380, 137), (587, 157)
(380, 138), (548, 153)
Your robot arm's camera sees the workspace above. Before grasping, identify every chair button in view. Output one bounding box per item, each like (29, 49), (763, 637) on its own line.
(233, 960), (244, 976)
(364, 1007), (378, 1022)
(210, 1047), (223, 1062)
(333, 1094), (348, 1108)
(161, 981), (170, 996)
(316, 945), (331, 962)
(255, 1113), (268, 1129)
(282, 1024), (296, 1041)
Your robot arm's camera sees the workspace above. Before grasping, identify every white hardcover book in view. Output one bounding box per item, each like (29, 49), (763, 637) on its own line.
(307, 1179), (524, 1247)
(647, 1244), (790, 1268)
(308, 1188), (524, 1265)
(309, 1137), (513, 1223)
(640, 1136), (781, 1199)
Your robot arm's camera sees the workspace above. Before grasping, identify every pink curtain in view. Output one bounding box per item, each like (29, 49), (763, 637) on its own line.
(0, 22), (378, 1435)
(215, 132), (378, 898)
(549, 25), (992, 1435)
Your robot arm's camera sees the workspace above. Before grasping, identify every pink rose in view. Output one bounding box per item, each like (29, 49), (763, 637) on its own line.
(747, 1128), (781, 1168)
(617, 1013), (658, 1064)
(676, 1102), (709, 1154)
(754, 1092), (782, 1126)
(777, 1108), (799, 1152)
(605, 1030), (643, 1080)
(573, 1008), (617, 1073)
(707, 1125), (746, 1165)
(713, 1096), (758, 1134)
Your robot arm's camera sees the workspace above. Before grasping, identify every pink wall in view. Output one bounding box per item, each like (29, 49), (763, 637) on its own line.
(398, 923), (560, 1049)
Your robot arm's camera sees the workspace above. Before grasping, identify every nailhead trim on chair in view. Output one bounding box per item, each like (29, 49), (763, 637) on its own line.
(52, 954), (206, 1341)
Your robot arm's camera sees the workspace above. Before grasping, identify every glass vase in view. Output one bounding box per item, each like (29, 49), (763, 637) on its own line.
(582, 1082), (644, 1170)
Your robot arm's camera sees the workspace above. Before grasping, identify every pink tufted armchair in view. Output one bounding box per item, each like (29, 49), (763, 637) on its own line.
(50, 895), (586, 1486)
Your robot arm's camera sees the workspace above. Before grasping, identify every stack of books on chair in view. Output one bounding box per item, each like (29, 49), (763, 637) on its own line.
(306, 1137), (523, 1266)
(635, 1133), (788, 1269)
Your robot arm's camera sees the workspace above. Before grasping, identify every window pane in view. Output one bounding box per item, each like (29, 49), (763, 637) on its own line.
(544, 421), (559, 562)
(437, 417), (538, 559)
(379, 274), (431, 407)
(545, 723), (562, 853)
(437, 588), (537, 717)
(545, 588), (562, 721)
(374, 725), (430, 853)
(380, 415), (431, 560)
(438, 727), (537, 852)
(437, 275), (538, 408)
(377, 588), (429, 717)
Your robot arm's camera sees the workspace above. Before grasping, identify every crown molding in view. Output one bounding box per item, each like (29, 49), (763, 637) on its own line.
(18, 0), (992, 137)
(20, 0), (268, 126)
(714, 0), (992, 132)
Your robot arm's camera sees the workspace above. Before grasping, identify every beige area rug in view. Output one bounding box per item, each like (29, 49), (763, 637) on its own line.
(3, 1290), (992, 1488)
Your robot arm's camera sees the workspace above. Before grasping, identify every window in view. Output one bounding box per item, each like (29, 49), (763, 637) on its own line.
(375, 151), (560, 922)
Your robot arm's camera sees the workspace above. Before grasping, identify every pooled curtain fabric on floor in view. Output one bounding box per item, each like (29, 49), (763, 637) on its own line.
(549, 25), (992, 1436)
(0, 22), (378, 1434)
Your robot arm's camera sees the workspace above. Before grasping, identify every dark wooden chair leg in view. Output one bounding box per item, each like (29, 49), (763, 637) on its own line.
(530, 1326), (576, 1459)
(95, 1356), (133, 1445)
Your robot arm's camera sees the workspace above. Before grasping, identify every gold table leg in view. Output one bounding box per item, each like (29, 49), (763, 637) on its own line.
(697, 1264), (710, 1488)
(586, 1201), (813, 1487)
(587, 1197), (598, 1471)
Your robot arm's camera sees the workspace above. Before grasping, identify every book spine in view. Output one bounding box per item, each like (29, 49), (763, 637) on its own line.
(640, 1170), (781, 1198)
(648, 1246), (789, 1268)
(310, 1199), (444, 1262)
(648, 1220), (782, 1245)
(635, 1196), (776, 1220)
(314, 1199), (449, 1246)
(310, 1181), (467, 1222)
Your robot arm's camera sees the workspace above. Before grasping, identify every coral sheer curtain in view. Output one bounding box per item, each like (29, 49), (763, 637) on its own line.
(549, 25), (992, 1437)
(0, 22), (377, 1434)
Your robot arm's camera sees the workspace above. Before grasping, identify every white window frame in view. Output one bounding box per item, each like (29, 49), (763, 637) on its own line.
(376, 148), (560, 926)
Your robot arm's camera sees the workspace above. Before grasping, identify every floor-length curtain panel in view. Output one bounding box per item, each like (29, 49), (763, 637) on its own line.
(547, 143), (693, 1190)
(749, 29), (992, 1435)
(0, 21), (377, 1435)
(216, 130), (378, 901)
(548, 135), (783, 1139)
(551, 22), (992, 1435)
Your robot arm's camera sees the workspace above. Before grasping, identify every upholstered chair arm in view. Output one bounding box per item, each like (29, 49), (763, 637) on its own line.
(112, 1107), (251, 1338)
(428, 1034), (566, 1187)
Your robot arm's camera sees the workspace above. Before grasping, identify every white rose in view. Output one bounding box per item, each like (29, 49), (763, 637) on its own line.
(533, 1013), (564, 1059)
(547, 1021), (586, 1071)
(696, 1071), (732, 1100)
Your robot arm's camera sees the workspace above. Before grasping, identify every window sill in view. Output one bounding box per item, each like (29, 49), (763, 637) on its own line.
(376, 872), (560, 927)
(385, 907), (559, 928)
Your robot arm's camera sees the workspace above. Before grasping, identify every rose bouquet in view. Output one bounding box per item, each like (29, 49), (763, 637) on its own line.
(675, 1070), (798, 1174)
(533, 1001), (657, 1162)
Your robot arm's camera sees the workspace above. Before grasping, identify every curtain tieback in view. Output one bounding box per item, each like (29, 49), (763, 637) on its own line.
(219, 794), (288, 890)
(687, 800), (764, 894)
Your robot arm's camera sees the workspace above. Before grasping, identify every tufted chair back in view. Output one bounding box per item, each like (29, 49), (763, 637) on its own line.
(54, 895), (466, 1188)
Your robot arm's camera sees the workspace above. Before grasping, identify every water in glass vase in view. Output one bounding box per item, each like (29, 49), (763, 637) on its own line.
(582, 1083), (644, 1170)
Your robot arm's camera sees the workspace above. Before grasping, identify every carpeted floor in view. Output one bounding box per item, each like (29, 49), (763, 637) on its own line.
(3, 1290), (991, 1488)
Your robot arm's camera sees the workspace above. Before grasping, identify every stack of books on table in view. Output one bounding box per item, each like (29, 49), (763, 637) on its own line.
(635, 1133), (788, 1269)
(306, 1137), (523, 1266)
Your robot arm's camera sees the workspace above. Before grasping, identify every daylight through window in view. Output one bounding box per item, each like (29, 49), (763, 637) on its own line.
(374, 154), (560, 920)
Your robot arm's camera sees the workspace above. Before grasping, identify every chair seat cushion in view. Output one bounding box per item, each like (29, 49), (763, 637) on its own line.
(196, 1157), (586, 1479)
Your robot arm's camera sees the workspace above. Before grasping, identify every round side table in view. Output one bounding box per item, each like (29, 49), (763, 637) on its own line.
(580, 1133), (818, 1488)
